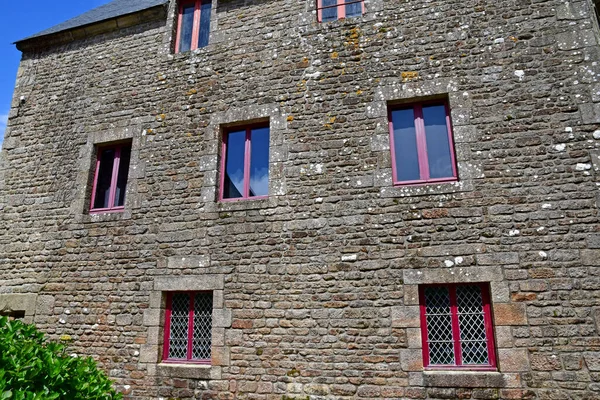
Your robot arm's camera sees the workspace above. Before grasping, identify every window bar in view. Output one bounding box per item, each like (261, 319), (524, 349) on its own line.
(448, 286), (462, 366)
(186, 293), (194, 360)
(163, 294), (174, 361)
(244, 128), (251, 198)
(413, 105), (430, 182)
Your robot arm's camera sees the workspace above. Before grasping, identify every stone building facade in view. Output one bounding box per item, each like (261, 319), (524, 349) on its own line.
(1, 0), (600, 399)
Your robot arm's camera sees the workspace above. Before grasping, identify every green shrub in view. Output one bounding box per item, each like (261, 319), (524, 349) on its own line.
(0, 316), (122, 400)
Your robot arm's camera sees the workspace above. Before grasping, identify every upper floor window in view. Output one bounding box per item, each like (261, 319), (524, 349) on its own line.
(90, 142), (131, 213)
(163, 292), (213, 364)
(317, 0), (364, 22)
(419, 283), (497, 370)
(388, 101), (458, 186)
(175, 0), (212, 53)
(220, 124), (270, 201)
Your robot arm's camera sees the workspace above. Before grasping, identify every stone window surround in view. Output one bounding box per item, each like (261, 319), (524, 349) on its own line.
(197, 103), (289, 213)
(394, 266), (530, 389)
(0, 294), (38, 325)
(140, 269), (231, 380)
(163, 0), (220, 56)
(71, 125), (143, 223)
(367, 78), (484, 197)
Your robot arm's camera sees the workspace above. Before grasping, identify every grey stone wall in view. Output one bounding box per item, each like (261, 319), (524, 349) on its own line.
(1, 0), (600, 399)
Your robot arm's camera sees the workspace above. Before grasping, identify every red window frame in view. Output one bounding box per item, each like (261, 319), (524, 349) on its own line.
(175, 0), (212, 53)
(89, 143), (131, 214)
(419, 283), (497, 371)
(388, 101), (458, 186)
(163, 291), (212, 365)
(316, 0), (365, 22)
(219, 123), (270, 202)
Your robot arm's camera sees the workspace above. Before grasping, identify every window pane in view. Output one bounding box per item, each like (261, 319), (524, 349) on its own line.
(391, 108), (420, 182)
(198, 0), (212, 48)
(249, 127), (269, 197)
(223, 130), (246, 199)
(423, 104), (454, 179)
(93, 148), (115, 209)
(168, 293), (190, 359)
(457, 286), (490, 365)
(345, 0), (362, 17)
(424, 286), (455, 365)
(192, 293), (213, 360)
(322, 0), (338, 22)
(178, 3), (195, 52)
(114, 146), (131, 207)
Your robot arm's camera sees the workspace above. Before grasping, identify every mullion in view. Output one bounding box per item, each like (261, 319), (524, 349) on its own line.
(413, 105), (431, 181)
(192, 0), (201, 51)
(243, 128), (251, 198)
(448, 285), (462, 366)
(186, 293), (194, 361)
(107, 147), (121, 209)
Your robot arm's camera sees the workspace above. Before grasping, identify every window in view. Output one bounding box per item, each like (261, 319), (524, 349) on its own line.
(163, 292), (213, 364)
(90, 143), (131, 213)
(175, 0), (212, 53)
(220, 124), (270, 201)
(317, 0), (364, 22)
(388, 101), (458, 185)
(0, 311), (25, 320)
(419, 283), (496, 370)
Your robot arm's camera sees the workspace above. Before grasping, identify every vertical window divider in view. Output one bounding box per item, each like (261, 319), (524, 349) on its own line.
(413, 105), (430, 182)
(448, 286), (462, 366)
(163, 294), (174, 361)
(191, 1), (201, 51)
(444, 102), (459, 179)
(481, 284), (497, 368)
(186, 293), (194, 360)
(317, 0), (324, 22)
(243, 128), (251, 198)
(107, 147), (121, 211)
(418, 287), (431, 368)
(337, 0), (346, 19)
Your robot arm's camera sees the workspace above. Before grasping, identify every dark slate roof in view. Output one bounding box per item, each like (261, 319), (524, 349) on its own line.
(16, 0), (169, 42)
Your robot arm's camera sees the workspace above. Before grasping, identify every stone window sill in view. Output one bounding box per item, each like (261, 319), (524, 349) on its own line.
(423, 371), (509, 388)
(156, 363), (220, 380)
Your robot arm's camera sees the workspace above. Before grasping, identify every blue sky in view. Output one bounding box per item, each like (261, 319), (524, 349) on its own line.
(0, 0), (111, 148)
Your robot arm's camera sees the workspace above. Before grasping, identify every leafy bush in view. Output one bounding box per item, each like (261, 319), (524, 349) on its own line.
(0, 316), (122, 400)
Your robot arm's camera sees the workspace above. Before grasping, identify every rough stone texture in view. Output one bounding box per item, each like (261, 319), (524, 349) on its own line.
(1, 0), (600, 399)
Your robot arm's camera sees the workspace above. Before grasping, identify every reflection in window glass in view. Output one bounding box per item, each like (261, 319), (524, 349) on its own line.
(345, 0), (362, 17)
(423, 105), (453, 179)
(223, 130), (246, 199)
(322, 0), (338, 22)
(178, 4), (195, 53)
(392, 109), (420, 182)
(249, 127), (270, 197)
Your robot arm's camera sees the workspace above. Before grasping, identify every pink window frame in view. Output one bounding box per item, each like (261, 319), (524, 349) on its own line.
(219, 123), (269, 202)
(174, 0), (204, 53)
(162, 291), (212, 365)
(316, 0), (365, 22)
(419, 283), (497, 371)
(388, 101), (458, 186)
(89, 143), (130, 214)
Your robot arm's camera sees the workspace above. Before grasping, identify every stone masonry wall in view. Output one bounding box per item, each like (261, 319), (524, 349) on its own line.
(1, 0), (600, 399)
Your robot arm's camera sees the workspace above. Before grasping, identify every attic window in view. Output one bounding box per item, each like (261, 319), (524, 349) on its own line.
(175, 0), (212, 52)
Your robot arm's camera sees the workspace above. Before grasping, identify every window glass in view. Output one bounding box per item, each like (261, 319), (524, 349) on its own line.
(223, 130), (246, 199)
(457, 285), (489, 365)
(93, 148), (116, 210)
(198, 0), (212, 48)
(179, 3), (195, 52)
(249, 127), (270, 197)
(322, 0), (338, 22)
(345, 0), (362, 17)
(192, 293), (213, 360)
(391, 108), (420, 182)
(424, 286), (455, 365)
(423, 104), (453, 179)
(168, 293), (190, 360)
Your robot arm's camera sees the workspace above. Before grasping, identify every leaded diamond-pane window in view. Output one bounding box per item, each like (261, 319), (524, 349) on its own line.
(163, 292), (212, 363)
(420, 283), (496, 370)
